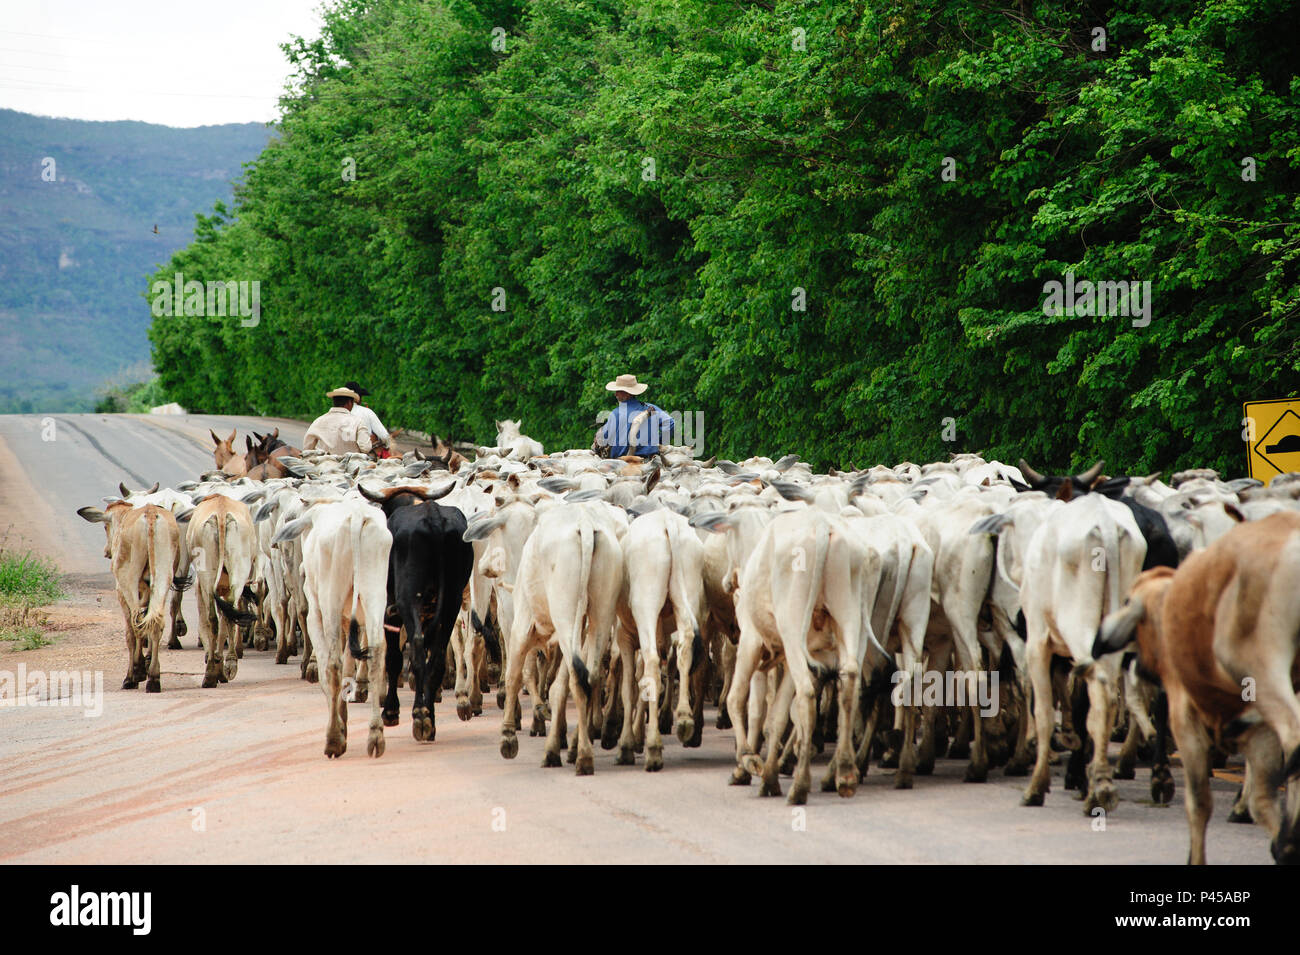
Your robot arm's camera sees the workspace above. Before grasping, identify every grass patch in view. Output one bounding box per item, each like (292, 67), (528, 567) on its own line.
(0, 539), (65, 649)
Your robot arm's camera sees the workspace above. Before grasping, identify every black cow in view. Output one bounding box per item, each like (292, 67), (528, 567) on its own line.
(357, 482), (476, 743)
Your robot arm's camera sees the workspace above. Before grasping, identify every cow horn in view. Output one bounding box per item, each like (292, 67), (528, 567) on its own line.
(357, 482), (388, 502)
(1017, 459), (1046, 485)
(119, 482), (131, 497)
(1075, 460), (1105, 486)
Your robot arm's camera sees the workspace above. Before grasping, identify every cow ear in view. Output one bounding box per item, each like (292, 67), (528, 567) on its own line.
(228, 429), (237, 445)
(1223, 503), (1245, 523)
(245, 435), (255, 452)
(209, 429), (221, 446)
(1055, 481), (1073, 502)
(77, 506), (107, 523)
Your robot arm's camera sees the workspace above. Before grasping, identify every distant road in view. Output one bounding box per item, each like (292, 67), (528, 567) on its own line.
(0, 413), (305, 581)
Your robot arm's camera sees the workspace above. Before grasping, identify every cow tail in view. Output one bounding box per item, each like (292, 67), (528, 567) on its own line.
(141, 510), (171, 644)
(798, 517), (830, 679)
(665, 522), (703, 673)
(1101, 510), (1121, 618)
(348, 510), (367, 658)
(570, 512), (594, 699)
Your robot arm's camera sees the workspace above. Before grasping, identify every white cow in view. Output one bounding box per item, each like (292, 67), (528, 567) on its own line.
(497, 501), (625, 774)
(1019, 493), (1147, 811)
(274, 498), (393, 758)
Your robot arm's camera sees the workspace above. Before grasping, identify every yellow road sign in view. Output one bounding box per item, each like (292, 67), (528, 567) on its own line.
(1244, 398), (1300, 482)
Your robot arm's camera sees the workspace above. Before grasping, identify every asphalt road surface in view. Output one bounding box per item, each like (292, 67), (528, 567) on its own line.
(0, 414), (1275, 864)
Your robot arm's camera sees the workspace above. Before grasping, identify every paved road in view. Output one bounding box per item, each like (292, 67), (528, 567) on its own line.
(0, 414), (1275, 864)
(0, 413), (305, 581)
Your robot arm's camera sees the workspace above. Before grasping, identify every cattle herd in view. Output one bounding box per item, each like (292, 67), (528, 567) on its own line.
(72, 421), (1300, 866)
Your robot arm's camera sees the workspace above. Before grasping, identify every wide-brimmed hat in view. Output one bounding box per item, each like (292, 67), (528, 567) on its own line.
(343, 380), (371, 397)
(326, 386), (361, 402)
(605, 373), (647, 395)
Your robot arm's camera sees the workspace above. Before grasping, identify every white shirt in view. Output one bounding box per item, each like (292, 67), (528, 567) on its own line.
(352, 403), (389, 443)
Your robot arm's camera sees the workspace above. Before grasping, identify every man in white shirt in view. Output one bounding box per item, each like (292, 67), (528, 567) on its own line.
(303, 387), (373, 454)
(344, 381), (391, 457)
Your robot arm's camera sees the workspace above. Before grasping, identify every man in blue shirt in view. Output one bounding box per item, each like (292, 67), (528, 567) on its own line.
(597, 373), (675, 458)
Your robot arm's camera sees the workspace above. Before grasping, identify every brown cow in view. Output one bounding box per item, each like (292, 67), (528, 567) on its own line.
(77, 501), (183, 692)
(1094, 511), (1300, 865)
(210, 429), (248, 477)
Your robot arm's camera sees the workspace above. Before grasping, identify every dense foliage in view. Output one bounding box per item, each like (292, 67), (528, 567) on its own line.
(147, 0), (1300, 475)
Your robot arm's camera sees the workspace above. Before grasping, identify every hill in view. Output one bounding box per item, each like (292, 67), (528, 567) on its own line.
(0, 109), (275, 412)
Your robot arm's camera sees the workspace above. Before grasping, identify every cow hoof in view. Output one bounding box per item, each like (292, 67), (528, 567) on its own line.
(615, 747), (635, 766)
(1021, 791), (1045, 807)
(759, 776), (782, 797)
(729, 767), (752, 786)
(542, 750), (562, 768)
(382, 708), (400, 727)
(217, 670), (229, 684)
(575, 756), (594, 776)
(1227, 805), (1253, 824)
(496, 688), (506, 710)
(894, 771), (913, 790)
(500, 735), (519, 760)
(539, 703), (552, 721)
(275, 647), (289, 665)
(167, 636), (182, 650)
(787, 786), (809, 806)
(645, 747), (664, 773)
(529, 717), (546, 738)
(367, 731), (385, 758)
(306, 665), (319, 684)
(687, 722), (703, 748)
(201, 675), (218, 689)
(175, 619), (188, 638)
(122, 678), (138, 690)
(916, 757), (935, 776)
(253, 631), (270, 652)
(354, 685), (368, 704)
(1152, 774), (1175, 805)
(456, 701), (472, 722)
(472, 703), (482, 716)
(837, 776), (859, 798)
(1115, 762), (1136, 781)
(821, 773), (837, 793)
(715, 710), (732, 731)
(964, 763), (988, 783)
(411, 709), (433, 742)
(1083, 783), (1118, 815)
(1005, 759), (1030, 777)
(324, 738), (346, 759)
(145, 678), (161, 694)
(741, 753), (764, 778)
(674, 716), (694, 746)
(880, 749), (900, 769)
(434, 688), (442, 703)
(565, 746), (576, 765)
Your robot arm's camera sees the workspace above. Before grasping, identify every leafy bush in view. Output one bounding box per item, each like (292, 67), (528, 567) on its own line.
(0, 545), (65, 646)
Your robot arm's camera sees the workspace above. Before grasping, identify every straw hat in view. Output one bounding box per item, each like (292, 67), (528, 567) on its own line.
(326, 386), (361, 402)
(605, 373), (647, 395)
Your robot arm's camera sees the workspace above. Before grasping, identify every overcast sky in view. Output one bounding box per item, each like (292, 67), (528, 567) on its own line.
(0, 0), (325, 127)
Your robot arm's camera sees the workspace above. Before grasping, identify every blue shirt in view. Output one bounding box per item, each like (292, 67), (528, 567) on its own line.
(598, 398), (675, 457)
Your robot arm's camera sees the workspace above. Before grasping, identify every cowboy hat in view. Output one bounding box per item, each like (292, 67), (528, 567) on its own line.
(326, 387), (361, 401)
(605, 373), (647, 395)
(343, 380), (371, 397)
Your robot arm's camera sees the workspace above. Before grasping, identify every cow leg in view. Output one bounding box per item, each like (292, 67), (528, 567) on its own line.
(1149, 690), (1175, 804)
(1082, 664), (1119, 815)
(405, 603), (433, 743)
(382, 624), (402, 727)
(1064, 676), (1090, 792)
(1022, 629), (1054, 806)
(453, 614), (474, 721)
(716, 638), (736, 730)
(470, 633), (486, 715)
(1167, 690), (1212, 864)
(167, 582), (186, 649)
(760, 670), (796, 797)
(310, 600), (345, 758)
(726, 625), (765, 786)
(672, 624), (699, 746)
(687, 649), (707, 748)
(542, 655), (570, 768)
(784, 662), (819, 807)
(201, 596), (222, 688)
(499, 619), (536, 759)
(1239, 662), (1300, 863)
(632, 602), (666, 772)
(1116, 713), (1141, 780)
(362, 599), (388, 758)
(614, 629), (638, 764)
